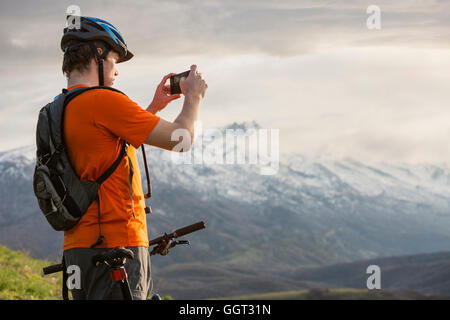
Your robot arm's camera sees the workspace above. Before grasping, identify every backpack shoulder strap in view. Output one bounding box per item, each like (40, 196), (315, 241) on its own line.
(63, 85), (127, 107)
(61, 86), (129, 185)
(95, 141), (128, 184)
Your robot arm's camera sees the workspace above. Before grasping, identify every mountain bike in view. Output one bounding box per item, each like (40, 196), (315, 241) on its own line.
(43, 221), (206, 300)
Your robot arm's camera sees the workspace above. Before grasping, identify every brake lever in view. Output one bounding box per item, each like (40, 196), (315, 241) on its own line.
(161, 239), (174, 255)
(150, 239), (191, 256)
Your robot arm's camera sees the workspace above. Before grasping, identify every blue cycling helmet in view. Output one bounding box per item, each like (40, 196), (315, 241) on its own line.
(61, 16), (133, 63)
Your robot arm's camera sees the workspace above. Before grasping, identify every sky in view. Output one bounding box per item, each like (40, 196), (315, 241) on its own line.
(0, 0), (449, 164)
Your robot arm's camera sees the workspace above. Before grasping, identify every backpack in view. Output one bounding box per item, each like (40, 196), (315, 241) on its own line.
(33, 86), (131, 232)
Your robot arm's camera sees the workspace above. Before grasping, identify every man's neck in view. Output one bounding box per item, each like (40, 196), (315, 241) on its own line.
(67, 71), (98, 88)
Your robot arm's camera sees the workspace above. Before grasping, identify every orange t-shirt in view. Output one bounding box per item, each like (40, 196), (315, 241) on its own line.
(63, 85), (160, 250)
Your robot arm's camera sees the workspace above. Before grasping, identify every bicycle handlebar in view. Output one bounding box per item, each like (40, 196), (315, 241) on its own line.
(148, 221), (205, 247)
(174, 221), (206, 238)
(43, 263), (64, 275)
(43, 222), (206, 275)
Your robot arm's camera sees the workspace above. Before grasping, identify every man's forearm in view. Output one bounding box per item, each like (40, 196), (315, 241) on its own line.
(147, 103), (159, 114)
(174, 94), (201, 138)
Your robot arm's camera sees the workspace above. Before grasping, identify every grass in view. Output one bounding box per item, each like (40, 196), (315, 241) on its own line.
(0, 245), (61, 300)
(0, 245), (172, 300)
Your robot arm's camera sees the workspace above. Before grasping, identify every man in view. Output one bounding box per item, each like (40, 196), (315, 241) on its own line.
(60, 16), (207, 299)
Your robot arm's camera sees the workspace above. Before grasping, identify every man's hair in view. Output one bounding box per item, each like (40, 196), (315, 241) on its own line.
(62, 40), (109, 78)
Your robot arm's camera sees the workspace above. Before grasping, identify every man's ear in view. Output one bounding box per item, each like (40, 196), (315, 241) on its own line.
(91, 48), (105, 64)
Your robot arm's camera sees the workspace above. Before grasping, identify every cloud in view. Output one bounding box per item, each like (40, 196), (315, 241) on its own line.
(0, 0), (449, 64)
(0, 1), (449, 165)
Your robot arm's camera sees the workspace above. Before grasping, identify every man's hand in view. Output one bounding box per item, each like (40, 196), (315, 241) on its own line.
(148, 73), (181, 114)
(145, 64), (207, 152)
(180, 65), (208, 101)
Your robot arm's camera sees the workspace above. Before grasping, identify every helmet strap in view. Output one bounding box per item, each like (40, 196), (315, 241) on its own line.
(88, 42), (110, 86)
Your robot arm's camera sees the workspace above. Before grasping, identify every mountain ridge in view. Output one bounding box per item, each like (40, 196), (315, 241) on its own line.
(1, 122), (450, 282)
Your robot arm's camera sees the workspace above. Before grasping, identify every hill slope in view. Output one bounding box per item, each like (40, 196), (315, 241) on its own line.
(0, 245), (61, 300)
(213, 288), (448, 300)
(287, 250), (450, 295)
(152, 251), (450, 299)
(1, 244), (450, 300)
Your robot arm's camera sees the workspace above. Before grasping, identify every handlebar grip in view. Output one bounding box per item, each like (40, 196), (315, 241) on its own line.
(174, 221), (205, 238)
(43, 263), (64, 275)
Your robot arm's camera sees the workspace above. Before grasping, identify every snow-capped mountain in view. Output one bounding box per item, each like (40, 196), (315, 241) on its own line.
(0, 145), (35, 180)
(142, 121), (450, 215)
(1, 122), (450, 270)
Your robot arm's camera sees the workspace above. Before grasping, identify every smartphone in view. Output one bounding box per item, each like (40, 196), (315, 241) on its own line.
(170, 70), (190, 95)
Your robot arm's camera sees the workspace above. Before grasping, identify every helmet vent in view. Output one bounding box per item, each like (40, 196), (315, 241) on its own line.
(88, 23), (104, 31)
(111, 29), (125, 44)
